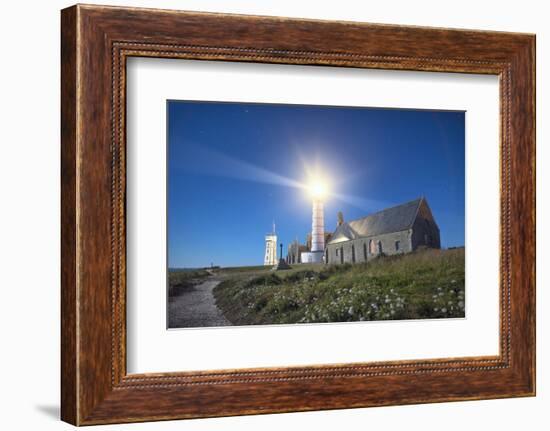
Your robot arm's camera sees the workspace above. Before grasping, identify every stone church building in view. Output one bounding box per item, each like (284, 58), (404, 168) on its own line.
(325, 197), (440, 265)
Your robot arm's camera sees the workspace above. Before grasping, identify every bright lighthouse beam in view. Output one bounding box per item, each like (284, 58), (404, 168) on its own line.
(179, 143), (386, 212)
(307, 177), (330, 200)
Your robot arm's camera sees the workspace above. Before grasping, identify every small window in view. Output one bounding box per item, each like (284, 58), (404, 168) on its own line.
(335, 248), (339, 256)
(377, 241), (383, 254)
(363, 242), (367, 260)
(395, 240), (400, 251)
(351, 244), (356, 263)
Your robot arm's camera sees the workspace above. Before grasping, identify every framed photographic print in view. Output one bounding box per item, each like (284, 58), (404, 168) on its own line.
(164, 100), (464, 330)
(61, 4), (535, 425)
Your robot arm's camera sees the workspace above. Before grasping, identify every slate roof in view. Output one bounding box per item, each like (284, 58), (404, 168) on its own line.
(327, 197), (424, 245)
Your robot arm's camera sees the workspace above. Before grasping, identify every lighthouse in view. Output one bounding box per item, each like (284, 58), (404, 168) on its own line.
(310, 198), (325, 253)
(301, 178), (328, 264)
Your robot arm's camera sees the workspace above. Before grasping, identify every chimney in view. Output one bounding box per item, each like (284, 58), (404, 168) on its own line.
(337, 211), (344, 227)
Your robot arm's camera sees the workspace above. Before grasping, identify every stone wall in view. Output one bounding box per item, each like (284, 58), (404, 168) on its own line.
(411, 216), (441, 250)
(325, 230), (412, 265)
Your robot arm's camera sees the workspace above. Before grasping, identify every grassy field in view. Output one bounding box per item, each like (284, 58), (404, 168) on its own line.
(213, 248), (465, 325)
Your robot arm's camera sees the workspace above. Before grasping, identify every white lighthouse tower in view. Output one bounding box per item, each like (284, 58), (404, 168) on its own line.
(264, 222), (278, 266)
(301, 180), (328, 264)
(310, 198), (325, 255)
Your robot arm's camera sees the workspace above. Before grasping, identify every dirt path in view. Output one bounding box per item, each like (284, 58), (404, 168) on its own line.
(168, 278), (231, 328)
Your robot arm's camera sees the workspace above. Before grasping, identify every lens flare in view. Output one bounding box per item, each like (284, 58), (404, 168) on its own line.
(307, 178), (329, 199)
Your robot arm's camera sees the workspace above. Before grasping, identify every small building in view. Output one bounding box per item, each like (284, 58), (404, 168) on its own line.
(286, 231), (334, 265)
(286, 240), (309, 264)
(325, 197), (440, 265)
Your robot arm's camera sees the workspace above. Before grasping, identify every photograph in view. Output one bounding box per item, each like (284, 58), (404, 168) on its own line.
(167, 100), (466, 329)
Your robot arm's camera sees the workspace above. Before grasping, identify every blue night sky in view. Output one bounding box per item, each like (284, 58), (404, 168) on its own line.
(167, 100), (465, 269)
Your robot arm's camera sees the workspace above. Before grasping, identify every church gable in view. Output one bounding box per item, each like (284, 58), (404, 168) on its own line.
(411, 197), (441, 249)
(415, 197), (437, 226)
(329, 222), (359, 244)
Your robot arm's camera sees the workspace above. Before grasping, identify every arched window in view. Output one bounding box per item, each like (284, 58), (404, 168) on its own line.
(369, 239), (376, 254)
(363, 242), (367, 260)
(351, 244), (356, 263)
(340, 247), (344, 264)
(377, 241), (383, 254)
(395, 240), (400, 251)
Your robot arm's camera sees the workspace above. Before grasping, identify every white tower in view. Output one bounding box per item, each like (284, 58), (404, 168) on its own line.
(311, 198), (325, 253)
(264, 222), (277, 266)
(301, 197), (326, 264)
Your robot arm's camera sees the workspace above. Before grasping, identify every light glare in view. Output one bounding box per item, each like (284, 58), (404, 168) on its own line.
(308, 177), (329, 199)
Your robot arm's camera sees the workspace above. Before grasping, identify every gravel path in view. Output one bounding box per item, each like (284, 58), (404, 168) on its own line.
(168, 278), (231, 328)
